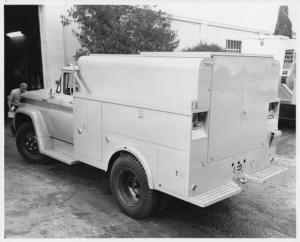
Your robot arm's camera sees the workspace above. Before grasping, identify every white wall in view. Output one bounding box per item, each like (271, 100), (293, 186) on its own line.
(171, 19), (202, 50)
(204, 25), (263, 48)
(39, 5), (80, 89)
(171, 17), (270, 51)
(63, 21), (81, 65)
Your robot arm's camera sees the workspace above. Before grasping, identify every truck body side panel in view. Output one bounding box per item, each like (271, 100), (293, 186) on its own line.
(101, 102), (190, 196)
(102, 103), (190, 151)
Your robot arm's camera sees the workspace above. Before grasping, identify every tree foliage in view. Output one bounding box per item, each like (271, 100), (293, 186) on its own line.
(182, 42), (226, 52)
(61, 5), (179, 59)
(274, 5), (293, 38)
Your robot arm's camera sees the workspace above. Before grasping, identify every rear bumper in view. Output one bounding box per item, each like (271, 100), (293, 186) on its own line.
(188, 164), (287, 207)
(188, 182), (241, 207)
(243, 165), (287, 183)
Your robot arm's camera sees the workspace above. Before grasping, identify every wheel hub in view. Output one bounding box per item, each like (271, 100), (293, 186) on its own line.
(24, 133), (39, 154)
(119, 170), (142, 206)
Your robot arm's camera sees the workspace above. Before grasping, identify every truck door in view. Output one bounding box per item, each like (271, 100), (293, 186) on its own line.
(47, 72), (74, 143)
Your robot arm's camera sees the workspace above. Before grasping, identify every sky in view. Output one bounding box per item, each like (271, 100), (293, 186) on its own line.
(155, 0), (297, 33)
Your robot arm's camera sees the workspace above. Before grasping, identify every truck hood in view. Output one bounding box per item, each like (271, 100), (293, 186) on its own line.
(21, 89), (50, 101)
(21, 89), (51, 107)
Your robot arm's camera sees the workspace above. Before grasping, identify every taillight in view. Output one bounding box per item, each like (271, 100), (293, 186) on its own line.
(268, 102), (279, 119)
(192, 112), (208, 129)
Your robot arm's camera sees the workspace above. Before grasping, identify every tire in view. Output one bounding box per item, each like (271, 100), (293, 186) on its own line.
(16, 122), (49, 164)
(110, 154), (158, 219)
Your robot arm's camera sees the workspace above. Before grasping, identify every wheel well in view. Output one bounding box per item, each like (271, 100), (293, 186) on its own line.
(15, 113), (32, 131)
(107, 150), (136, 175)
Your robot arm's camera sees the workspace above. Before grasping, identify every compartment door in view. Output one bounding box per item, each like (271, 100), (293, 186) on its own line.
(208, 56), (244, 162)
(74, 98), (102, 164)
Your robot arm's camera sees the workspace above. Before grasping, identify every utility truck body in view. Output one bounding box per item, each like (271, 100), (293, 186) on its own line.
(14, 52), (286, 218)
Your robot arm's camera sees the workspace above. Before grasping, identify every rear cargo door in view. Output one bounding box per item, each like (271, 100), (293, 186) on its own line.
(207, 56), (244, 162)
(239, 57), (278, 153)
(208, 55), (279, 162)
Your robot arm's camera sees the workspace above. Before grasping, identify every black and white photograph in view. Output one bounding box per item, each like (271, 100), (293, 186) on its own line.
(1, 0), (297, 239)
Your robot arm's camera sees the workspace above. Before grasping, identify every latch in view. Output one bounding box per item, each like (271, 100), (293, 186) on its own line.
(138, 110), (144, 119)
(175, 170), (183, 178)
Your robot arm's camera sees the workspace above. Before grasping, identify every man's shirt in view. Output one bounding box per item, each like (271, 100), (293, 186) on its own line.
(7, 88), (23, 106)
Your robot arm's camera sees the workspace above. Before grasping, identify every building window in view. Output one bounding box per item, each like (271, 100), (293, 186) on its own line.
(226, 40), (242, 53)
(283, 49), (295, 65)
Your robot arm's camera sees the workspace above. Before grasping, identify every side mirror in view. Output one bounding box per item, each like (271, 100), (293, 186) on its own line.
(55, 79), (62, 93)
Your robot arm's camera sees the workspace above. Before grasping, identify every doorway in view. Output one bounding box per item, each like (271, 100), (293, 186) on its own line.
(4, 5), (43, 113)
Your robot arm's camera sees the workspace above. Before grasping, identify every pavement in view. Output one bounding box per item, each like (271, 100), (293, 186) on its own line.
(4, 123), (296, 238)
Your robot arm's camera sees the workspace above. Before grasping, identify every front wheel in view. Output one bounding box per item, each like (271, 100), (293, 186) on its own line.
(110, 154), (158, 219)
(16, 122), (49, 164)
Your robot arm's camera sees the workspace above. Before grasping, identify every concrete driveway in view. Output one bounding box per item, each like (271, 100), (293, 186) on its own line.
(4, 123), (296, 238)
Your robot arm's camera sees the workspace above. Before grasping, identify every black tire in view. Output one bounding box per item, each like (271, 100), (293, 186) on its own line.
(16, 122), (49, 164)
(110, 154), (158, 219)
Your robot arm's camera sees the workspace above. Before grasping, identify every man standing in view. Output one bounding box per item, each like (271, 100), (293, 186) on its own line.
(7, 82), (28, 133)
(7, 82), (28, 111)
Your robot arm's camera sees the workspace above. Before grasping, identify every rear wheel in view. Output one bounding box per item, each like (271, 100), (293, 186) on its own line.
(110, 154), (158, 219)
(16, 122), (49, 164)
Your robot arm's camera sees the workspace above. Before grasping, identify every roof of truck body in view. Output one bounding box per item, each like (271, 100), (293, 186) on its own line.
(76, 53), (278, 114)
(77, 54), (206, 114)
(89, 52), (273, 58)
(140, 52), (274, 58)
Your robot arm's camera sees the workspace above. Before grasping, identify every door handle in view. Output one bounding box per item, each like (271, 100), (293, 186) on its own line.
(41, 98), (47, 101)
(69, 101), (73, 105)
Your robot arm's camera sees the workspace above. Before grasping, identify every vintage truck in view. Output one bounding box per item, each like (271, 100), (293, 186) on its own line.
(14, 52), (286, 219)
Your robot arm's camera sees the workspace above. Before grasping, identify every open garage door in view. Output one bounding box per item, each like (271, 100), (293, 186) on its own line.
(4, 5), (43, 113)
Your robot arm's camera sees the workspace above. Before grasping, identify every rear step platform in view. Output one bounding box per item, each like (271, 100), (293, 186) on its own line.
(42, 148), (78, 165)
(189, 182), (241, 207)
(244, 165), (287, 183)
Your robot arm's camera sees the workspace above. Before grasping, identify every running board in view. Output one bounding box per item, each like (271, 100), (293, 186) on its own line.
(244, 165), (287, 183)
(42, 148), (78, 165)
(188, 182), (241, 207)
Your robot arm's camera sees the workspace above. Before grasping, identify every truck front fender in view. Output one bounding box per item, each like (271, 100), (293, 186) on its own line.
(14, 106), (52, 151)
(107, 145), (155, 189)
